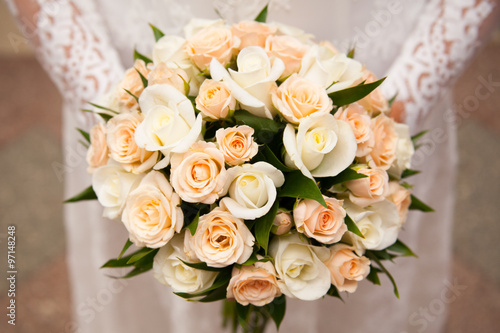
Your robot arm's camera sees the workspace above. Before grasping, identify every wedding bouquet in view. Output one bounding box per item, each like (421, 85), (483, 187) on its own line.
(67, 6), (432, 332)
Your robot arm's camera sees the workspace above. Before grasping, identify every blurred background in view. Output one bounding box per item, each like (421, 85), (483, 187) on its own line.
(0, 2), (499, 332)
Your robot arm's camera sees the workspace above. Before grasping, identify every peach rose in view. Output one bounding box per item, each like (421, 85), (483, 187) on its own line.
(323, 243), (370, 293)
(170, 141), (227, 204)
(215, 125), (258, 166)
(265, 35), (309, 79)
(117, 59), (151, 109)
(187, 207), (254, 268)
(293, 197), (347, 244)
(227, 260), (282, 306)
(345, 167), (389, 208)
(271, 210), (293, 235)
(366, 114), (398, 170)
(272, 74), (333, 124)
(121, 171), (183, 248)
(195, 79), (236, 120)
(86, 123), (109, 173)
(334, 103), (374, 158)
(106, 112), (158, 174)
(231, 21), (276, 49)
(387, 182), (411, 224)
(185, 26), (240, 71)
(148, 62), (189, 94)
(357, 70), (389, 115)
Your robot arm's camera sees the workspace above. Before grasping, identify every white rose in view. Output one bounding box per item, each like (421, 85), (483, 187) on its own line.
(271, 22), (314, 43)
(283, 113), (357, 179)
(389, 123), (415, 177)
(121, 171), (183, 248)
(183, 19), (225, 39)
(210, 47), (285, 119)
(92, 163), (143, 219)
(152, 35), (202, 95)
(135, 84), (203, 169)
(342, 199), (401, 253)
(299, 45), (363, 94)
(220, 162), (285, 220)
(269, 233), (331, 300)
(187, 207), (254, 268)
(153, 233), (217, 294)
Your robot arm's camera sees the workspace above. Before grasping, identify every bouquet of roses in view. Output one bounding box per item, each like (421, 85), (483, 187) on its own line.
(66, 6), (432, 332)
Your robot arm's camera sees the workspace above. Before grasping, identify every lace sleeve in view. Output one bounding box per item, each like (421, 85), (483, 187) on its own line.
(382, 0), (499, 129)
(6, 0), (124, 127)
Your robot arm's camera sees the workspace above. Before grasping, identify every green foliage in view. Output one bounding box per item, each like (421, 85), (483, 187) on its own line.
(149, 23), (165, 42)
(64, 186), (97, 203)
(254, 201), (279, 254)
(76, 128), (90, 143)
(328, 77), (386, 106)
(254, 4), (268, 23)
(117, 239), (133, 260)
(401, 169), (421, 178)
(135, 68), (148, 88)
(133, 49), (153, 64)
(409, 194), (434, 212)
(345, 214), (365, 238)
(318, 167), (368, 189)
(178, 258), (224, 272)
(279, 171), (327, 208)
(387, 239), (417, 258)
(366, 251), (399, 298)
(233, 110), (284, 143)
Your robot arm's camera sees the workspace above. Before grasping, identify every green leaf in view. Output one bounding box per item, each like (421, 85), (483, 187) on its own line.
(222, 300), (239, 333)
(133, 49), (153, 64)
(101, 254), (135, 268)
(254, 145), (294, 172)
(186, 211), (200, 236)
(126, 247), (156, 265)
(236, 303), (251, 329)
(178, 258), (223, 272)
(120, 263), (154, 278)
(366, 267), (382, 285)
(175, 268), (232, 298)
(242, 254), (272, 266)
(366, 251), (399, 298)
(318, 167), (368, 189)
(198, 285), (228, 302)
(264, 294), (286, 330)
(409, 194), (434, 212)
(387, 239), (418, 258)
(81, 109), (113, 122)
(401, 169), (421, 178)
(64, 186), (97, 203)
(388, 93), (398, 108)
(371, 249), (396, 262)
(254, 201), (279, 255)
(411, 130), (428, 145)
(347, 47), (355, 59)
(123, 89), (139, 102)
(88, 102), (119, 114)
(345, 214), (364, 239)
(135, 68), (148, 88)
(327, 285), (343, 300)
(328, 77), (386, 106)
(279, 171), (327, 208)
(233, 110), (284, 138)
(254, 4), (268, 23)
(118, 239), (133, 260)
(149, 23), (165, 42)
(76, 128), (90, 143)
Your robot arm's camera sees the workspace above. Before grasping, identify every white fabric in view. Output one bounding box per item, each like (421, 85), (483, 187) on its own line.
(6, 0), (495, 332)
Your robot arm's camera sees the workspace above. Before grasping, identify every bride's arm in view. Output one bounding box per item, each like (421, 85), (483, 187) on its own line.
(6, 0), (124, 119)
(382, 0), (500, 129)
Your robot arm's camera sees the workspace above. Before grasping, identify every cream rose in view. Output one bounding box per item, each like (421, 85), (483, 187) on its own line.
(232, 21), (276, 49)
(187, 207), (254, 268)
(106, 112), (158, 174)
(153, 234), (217, 293)
(215, 125), (258, 166)
(265, 35), (309, 79)
(272, 74), (333, 124)
(323, 243), (370, 293)
(185, 25), (239, 71)
(357, 70), (389, 114)
(293, 197), (347, 244)
(210, 47), (285, 119)
(152, 35), (203, 95)
(366, 114), (398, 170)
(86, 123), (109, 173)
(92, 163), (143, 219)
(343, 199), (400, 252)
(227, 259), (281, 306)
(117, 59), (151, 109)
(170, 141), (227, 204)
(269, 233), (331, 300)
(148, 62), (189, 94)
(389, 123), (415, 177)
(195, 79), (236, 120)
(121, 171), (183, 248)
(387, 182), (412, 224)
(135, 84), (203, 169)
(345, 167), (389, 208)
(272, 23), (314, 43)
(299, 45), (363, 94)
(271, 210), (293, 235)
(334, 103), (374, 158)
(283, 113), (357, 179)
(220, 162), (285, 220)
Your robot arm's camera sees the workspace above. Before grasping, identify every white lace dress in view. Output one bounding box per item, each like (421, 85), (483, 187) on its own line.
(6, 0), (496, 332)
